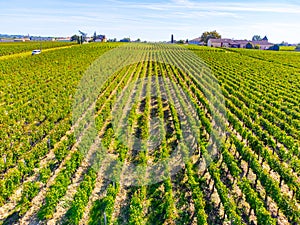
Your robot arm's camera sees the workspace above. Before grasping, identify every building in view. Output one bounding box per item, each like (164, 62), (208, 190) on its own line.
(207, 38), (273, 50)
(30, 37), (55, 41)
(189, 37), (204, 45)
(207, 39), (233, 47)
(95, 35), (107, 42)
(0, 39), (14, 42)
(55, 37), (71, 42)
(95, 38), (107, 42)
(14, 37), (30, 42)
(252, 40), (274, 50)
(262, 36), (268, 41)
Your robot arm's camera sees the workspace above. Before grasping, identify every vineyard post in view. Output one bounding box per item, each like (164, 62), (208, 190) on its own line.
(47, 138), (51, 149)
(104, 212), (107, 225)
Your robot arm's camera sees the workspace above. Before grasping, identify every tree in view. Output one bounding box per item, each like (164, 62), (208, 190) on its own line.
(268, 45), (280, 51)
(279, 41), (288, 46)
(246, 42), (254, 49)
(93, 31), (97, 41)
(120, 37), (130, 42)
(176, 40), (185, 44)
(70, 35), (79, 42)
(252, 35), (262, 41)
(262, 36), (268, 41)
(200, 30), (221, 44)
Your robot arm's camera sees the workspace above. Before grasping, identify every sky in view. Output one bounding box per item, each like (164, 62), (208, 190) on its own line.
(1, 0), (300, 43)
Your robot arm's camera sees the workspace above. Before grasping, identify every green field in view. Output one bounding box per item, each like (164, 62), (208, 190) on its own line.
(0, 41), (76, 56)
(279, 46), (296, 51)
(0, 43), (299, 225)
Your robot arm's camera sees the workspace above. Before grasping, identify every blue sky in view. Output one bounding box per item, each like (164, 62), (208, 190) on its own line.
(1, 0), (300, 43)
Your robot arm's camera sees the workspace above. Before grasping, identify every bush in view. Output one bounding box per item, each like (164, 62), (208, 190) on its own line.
(246, 42), (254, 49)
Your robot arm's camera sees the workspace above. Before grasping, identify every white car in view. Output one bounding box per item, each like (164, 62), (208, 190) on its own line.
(32, 50), (41, 55)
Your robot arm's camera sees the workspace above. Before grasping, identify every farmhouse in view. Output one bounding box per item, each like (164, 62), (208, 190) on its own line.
(207, 38), (274, 50)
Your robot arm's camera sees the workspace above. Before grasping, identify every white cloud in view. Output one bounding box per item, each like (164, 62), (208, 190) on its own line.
(115, 0), (300, 14)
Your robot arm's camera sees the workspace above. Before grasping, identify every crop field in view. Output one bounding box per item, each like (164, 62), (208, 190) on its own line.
(0, 42), (76, 57)
(0, 43), (299, 225)
(279, 46), (296, 52)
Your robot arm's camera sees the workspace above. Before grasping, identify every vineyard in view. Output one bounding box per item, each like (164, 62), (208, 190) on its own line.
(0, 43), (299, 225)
(0, 42), (76, 57)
